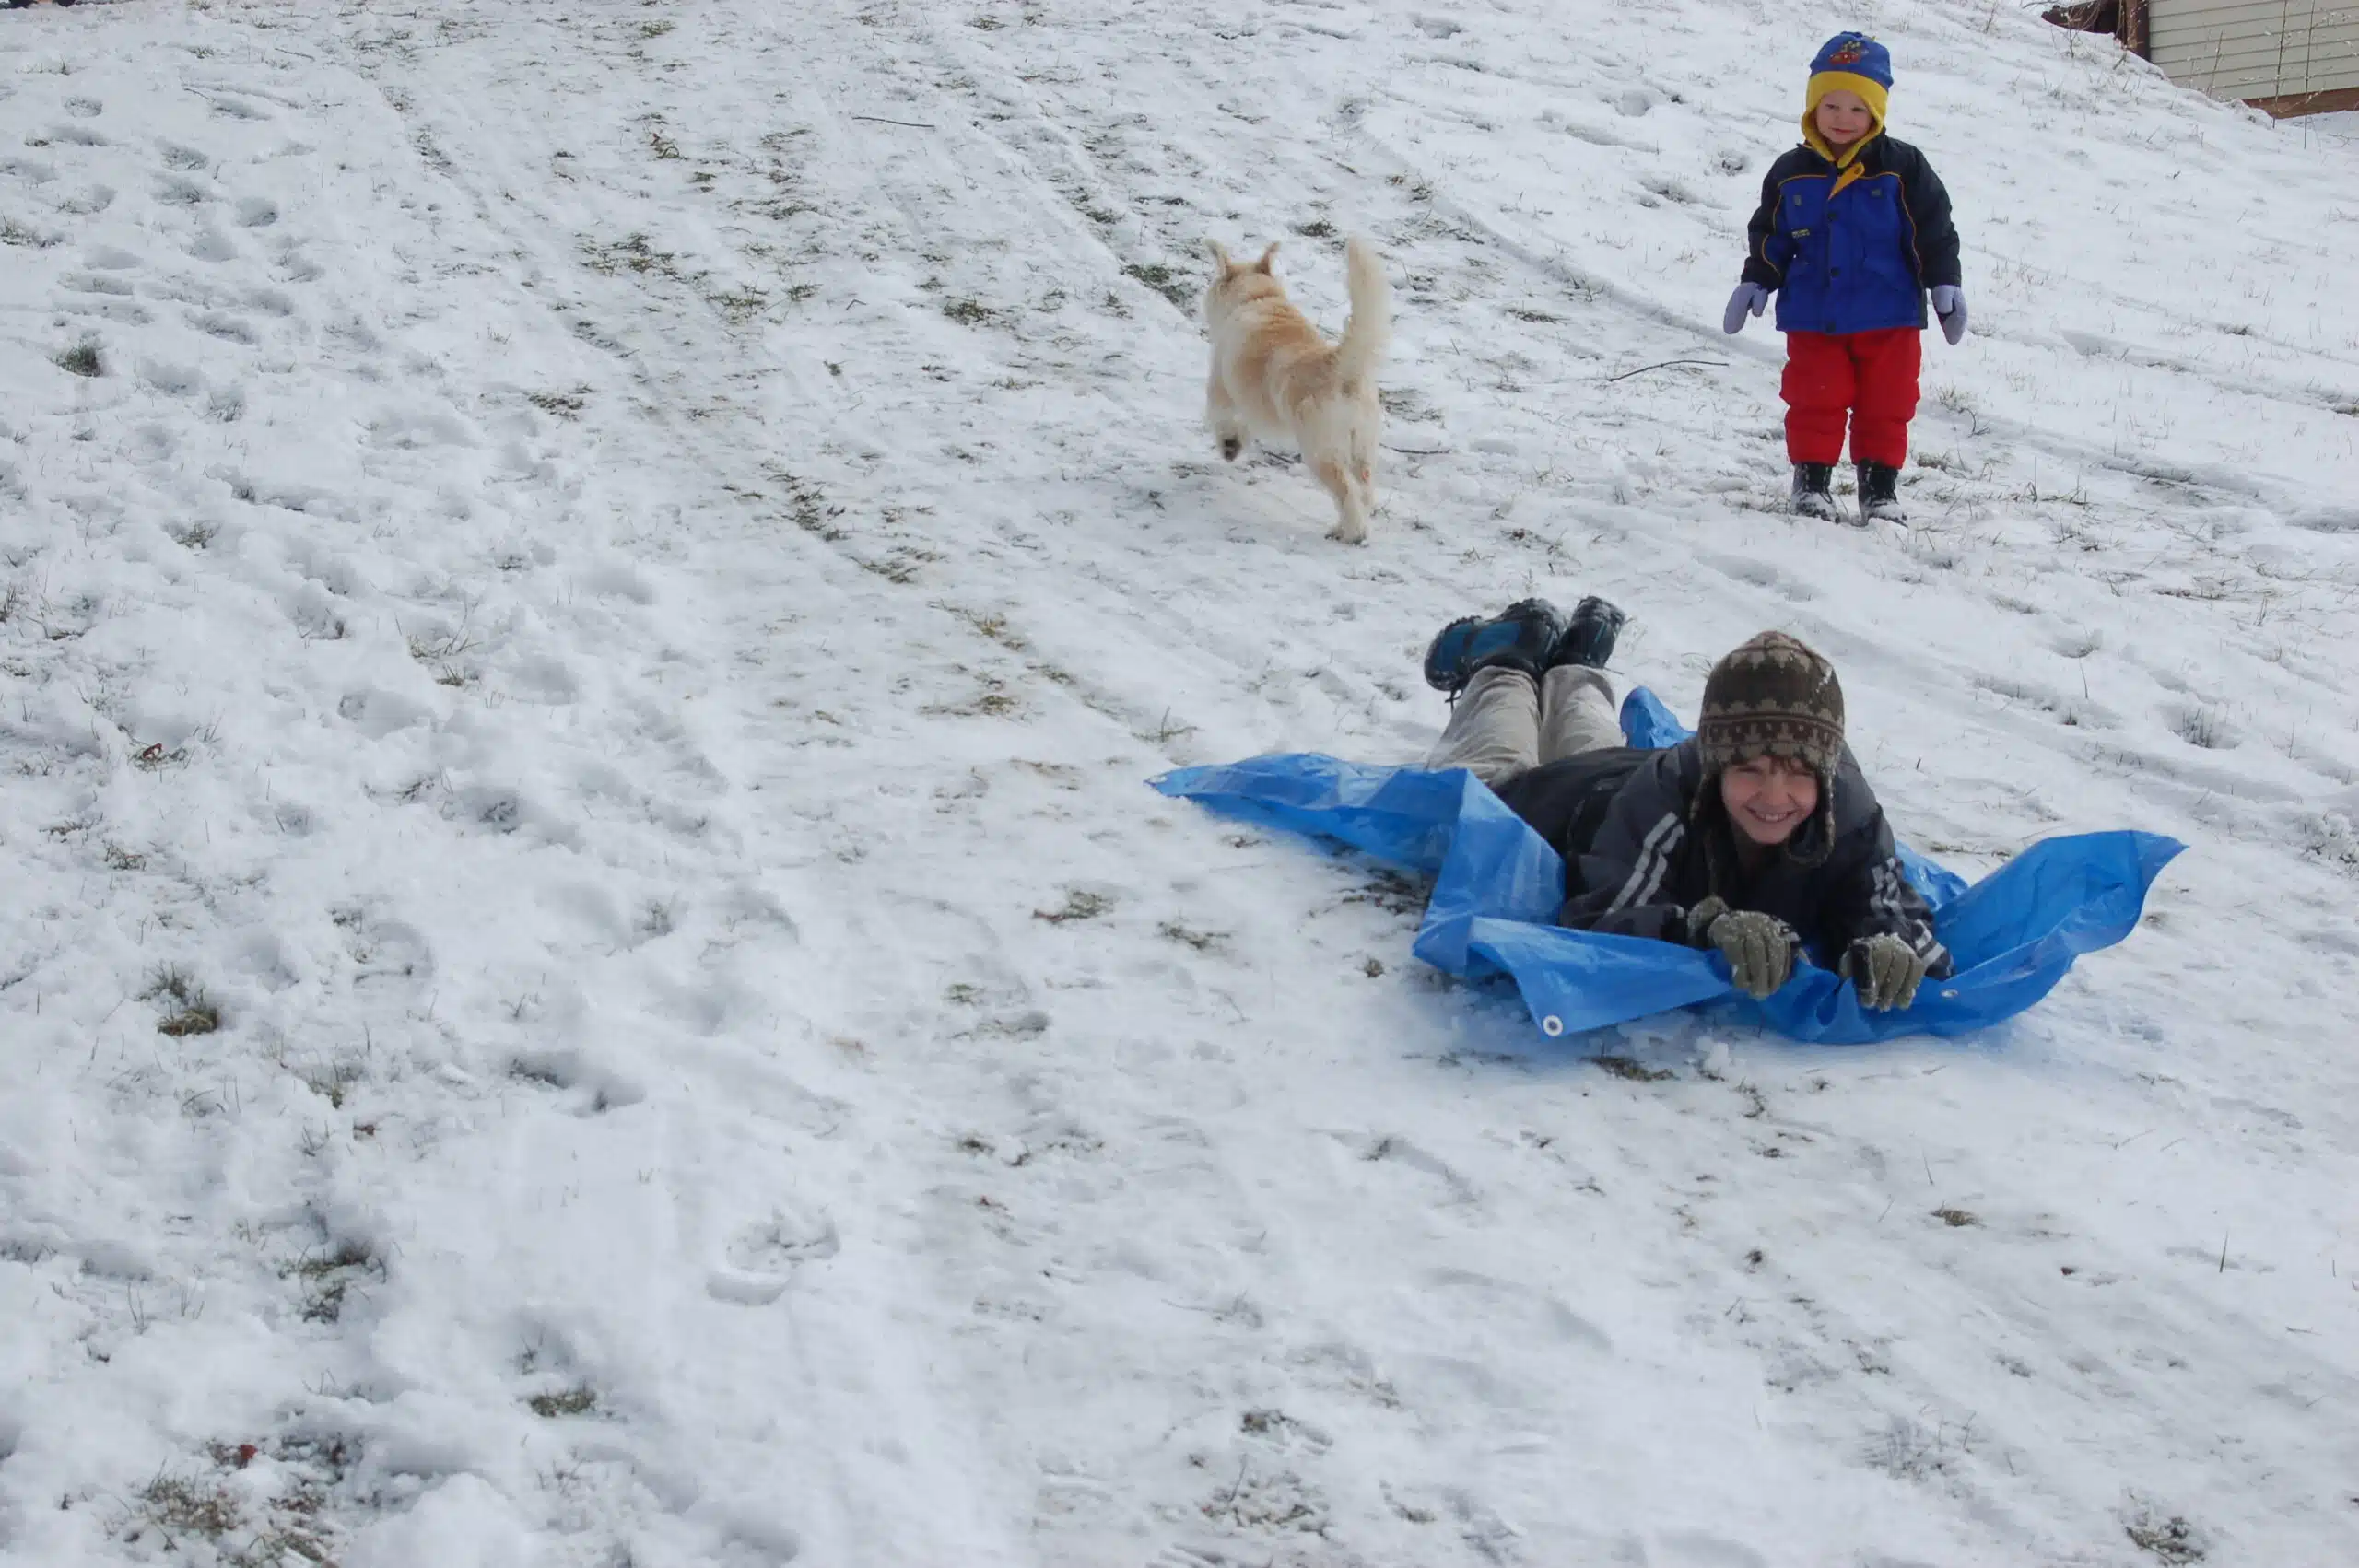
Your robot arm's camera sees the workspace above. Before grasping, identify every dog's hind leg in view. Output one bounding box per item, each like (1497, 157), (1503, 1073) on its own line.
(1316, 456), (1368, 544)
(1206, 375), (1248, 462)
(1350, 416), (1379, 514)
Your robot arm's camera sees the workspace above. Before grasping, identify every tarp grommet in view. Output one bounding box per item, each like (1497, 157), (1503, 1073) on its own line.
(1541, 1015), (1565, 1037)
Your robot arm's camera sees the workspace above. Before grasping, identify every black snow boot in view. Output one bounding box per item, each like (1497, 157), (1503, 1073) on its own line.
(1856, 461), (1905, 522)
(1790, 463), (1837, 521)
(1549, 595), (1626, 672)
(1423, 598), (1564, 695)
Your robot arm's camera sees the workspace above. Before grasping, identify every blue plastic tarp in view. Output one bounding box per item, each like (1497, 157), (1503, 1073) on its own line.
(1151, 688), (2182, 1044)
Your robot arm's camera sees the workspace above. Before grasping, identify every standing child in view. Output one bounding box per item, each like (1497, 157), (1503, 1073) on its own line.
(1723, 32), (1965, 524)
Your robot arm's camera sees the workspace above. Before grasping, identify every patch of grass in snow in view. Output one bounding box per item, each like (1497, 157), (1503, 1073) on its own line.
(861, 545), (942, 584)
(1, 215), (61, 249)
(581, 231), (682, 281)
(2168, 704), (2237, 751)
(405, 622), (478, 687)
(2125, 1507), (2208, 1564)
(2297, 813), (2359, 875)
(135, 1473), (241, 1541)
(285, 1238), (382, 1324)
(940, 296), (1001, 326)
(170, 1433), (355, 1566)
(1195, 1458), (1327, 1534)
(527, 1384), (599, 1419)
(53, 338), (103, 378)
(300, 1056), (365, 1110)
(295, 604), (348, 643)
(1337, 869), (1429, 917)
(146, 967), (221, 1037)
(169, 519), (219, 550)
(1122, 262), (1196, 310)
(527, 388), (587, 418)
(639, 18), (675, 39)
(767, 468), (847, 542)
(944, 604), (1027, 650)
(1862, 1415), (1964, 1483)
(1158, 920), (1226, 953)
(705, 284), (769, 323)
(1932, 1206), (1981, 1228)
(915, 673), (1018, 717)
(1033, 890), (1110, 924)
(1594, 1056), (1673, 1082)
(1135, 708), (1197, 745)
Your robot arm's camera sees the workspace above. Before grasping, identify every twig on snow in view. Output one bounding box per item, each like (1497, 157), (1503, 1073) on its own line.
(1386, 445), (1451, 456)
(851, 114), (938, 129)
(1602, 357), (1729, 384)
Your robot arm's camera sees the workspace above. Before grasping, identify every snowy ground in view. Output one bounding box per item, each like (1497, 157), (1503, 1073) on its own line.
(2, 0), (2356, 1563)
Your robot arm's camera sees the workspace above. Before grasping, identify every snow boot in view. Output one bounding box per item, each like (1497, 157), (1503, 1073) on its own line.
(1423, 598), (1564, 695)
(1856, 461), (1905, 523)
(1790, 463), (1837, 521)
(1549, 595), (1626, 672)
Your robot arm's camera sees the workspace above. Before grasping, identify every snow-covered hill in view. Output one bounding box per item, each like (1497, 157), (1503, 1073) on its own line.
(3, 1), (2355, 1563)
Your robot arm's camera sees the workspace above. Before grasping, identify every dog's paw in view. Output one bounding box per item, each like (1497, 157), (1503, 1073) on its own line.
(1325, 522), (1368, 545)
(1219, 435), (1243, 462)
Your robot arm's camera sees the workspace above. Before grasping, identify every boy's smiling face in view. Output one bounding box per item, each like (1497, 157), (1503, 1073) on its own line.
(1719, 755), (1820, 848)
(1814, 88), (1873, 146)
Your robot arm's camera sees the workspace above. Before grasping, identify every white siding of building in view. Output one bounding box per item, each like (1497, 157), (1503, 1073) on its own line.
(2146, 0), (2359, 100)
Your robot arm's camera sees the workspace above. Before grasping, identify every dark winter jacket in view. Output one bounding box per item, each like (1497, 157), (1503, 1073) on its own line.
(1494, 737), (1950, 975)
(1742, 135), (1960, 336)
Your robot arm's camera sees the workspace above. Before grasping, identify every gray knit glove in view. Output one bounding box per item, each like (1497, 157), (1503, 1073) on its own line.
(1842, 934), (1932, 1011)
(1722, 283), (1769, 335)
(1931, 285), (1967, 345)
(1688, 897), (1799, 1000)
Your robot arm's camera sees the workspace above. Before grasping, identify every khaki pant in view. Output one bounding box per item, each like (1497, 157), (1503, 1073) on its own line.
(1422, 665), (1622, 786)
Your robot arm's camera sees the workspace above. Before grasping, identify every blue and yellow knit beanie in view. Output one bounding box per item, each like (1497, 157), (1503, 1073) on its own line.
(1803, 32), (1892, 163)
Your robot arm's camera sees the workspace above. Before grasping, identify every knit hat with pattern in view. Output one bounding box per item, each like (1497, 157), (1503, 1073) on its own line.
(1697, 631), (1846, 780)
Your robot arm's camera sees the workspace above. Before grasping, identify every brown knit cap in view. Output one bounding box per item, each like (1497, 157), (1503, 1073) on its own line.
(1696, 631), (1846, 778)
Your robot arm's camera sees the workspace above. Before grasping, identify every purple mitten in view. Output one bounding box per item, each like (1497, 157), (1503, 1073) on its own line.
(1931, 285), (1967, 345)
(1722, 283), (1769, 336)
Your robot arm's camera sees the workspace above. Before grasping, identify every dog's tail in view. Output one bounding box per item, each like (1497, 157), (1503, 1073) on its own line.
(1333, 236), (1391, 392)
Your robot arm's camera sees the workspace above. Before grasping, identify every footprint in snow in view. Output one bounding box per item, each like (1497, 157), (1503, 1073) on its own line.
(194, 311), (258, 345)
(508, 1047), (648, 1117)
(709, 1210), (839, 1305)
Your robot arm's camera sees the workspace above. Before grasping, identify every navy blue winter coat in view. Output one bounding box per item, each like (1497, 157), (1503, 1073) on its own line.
(1742, 135), (1960, 336)
(1494, 737), (1949, 976)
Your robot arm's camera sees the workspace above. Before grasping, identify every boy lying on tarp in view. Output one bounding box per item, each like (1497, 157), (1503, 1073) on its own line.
(1420, 598), (1949, 1011)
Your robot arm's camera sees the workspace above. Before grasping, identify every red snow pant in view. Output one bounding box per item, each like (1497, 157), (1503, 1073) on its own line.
(1781, 327), (1922, 467)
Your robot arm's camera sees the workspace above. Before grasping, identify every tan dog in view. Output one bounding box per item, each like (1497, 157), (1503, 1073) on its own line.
(1203, 236), (1391, 544)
